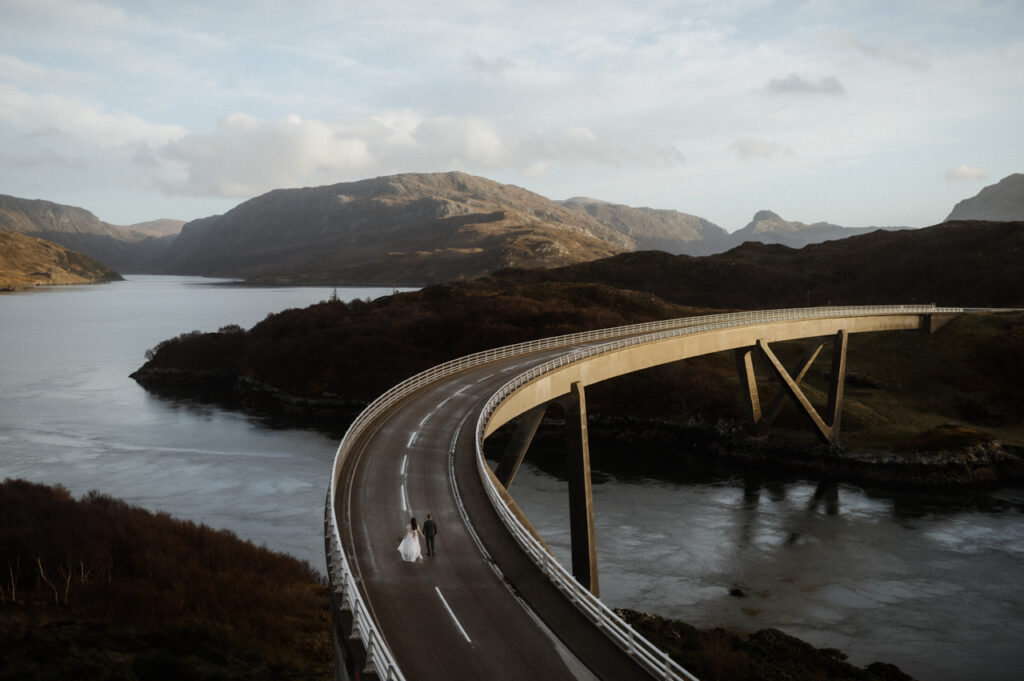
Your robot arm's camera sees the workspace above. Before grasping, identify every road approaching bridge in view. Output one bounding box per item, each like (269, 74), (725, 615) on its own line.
(327, 305), (963, 681)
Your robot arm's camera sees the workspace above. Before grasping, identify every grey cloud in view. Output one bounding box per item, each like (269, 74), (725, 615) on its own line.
(765, 73), (845, 96)
(462, 51), (515, 77)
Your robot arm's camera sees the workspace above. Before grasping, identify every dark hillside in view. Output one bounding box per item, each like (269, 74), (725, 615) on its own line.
(492, 220), (1024, 309)
(132, 281), (711, 408)
(0, 479), (330, 680)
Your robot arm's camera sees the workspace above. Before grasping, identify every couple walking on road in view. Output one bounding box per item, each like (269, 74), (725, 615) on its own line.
(397, 514), (438, 562)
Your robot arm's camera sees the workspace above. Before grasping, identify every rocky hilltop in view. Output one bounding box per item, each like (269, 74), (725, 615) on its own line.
(159, 173), (911, 284)
(0, 230), (123, 290)
(730, 209), (901, 248)
(560, 197), (733, 255)
(0, 195), (181, 273)
(158, 172), (647, 284)
(946, 173), (1024, 221)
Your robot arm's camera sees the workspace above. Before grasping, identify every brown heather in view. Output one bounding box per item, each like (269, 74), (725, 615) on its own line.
(0, 479), (331, 680)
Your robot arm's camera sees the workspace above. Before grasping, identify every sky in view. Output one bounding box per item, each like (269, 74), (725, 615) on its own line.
(1, 0), (1021, 232)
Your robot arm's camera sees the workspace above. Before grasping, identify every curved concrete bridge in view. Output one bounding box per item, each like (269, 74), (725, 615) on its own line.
(325, 305), (963, 681)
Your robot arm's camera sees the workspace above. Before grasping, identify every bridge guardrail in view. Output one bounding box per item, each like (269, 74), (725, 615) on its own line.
(327, 305), (958, 679)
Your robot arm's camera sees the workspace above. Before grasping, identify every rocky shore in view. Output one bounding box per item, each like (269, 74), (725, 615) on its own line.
(581, 415), (1024, 487)
(616, 609), (917, 681)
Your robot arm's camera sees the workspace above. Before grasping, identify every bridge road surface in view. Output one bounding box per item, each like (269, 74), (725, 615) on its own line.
(336, 345), (658, 681)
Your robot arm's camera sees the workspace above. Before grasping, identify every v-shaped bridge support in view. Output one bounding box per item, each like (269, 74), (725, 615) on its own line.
(735, 329), (848, 444)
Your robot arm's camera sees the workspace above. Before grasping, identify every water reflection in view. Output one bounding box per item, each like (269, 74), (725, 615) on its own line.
(504, 460), (1024, 681)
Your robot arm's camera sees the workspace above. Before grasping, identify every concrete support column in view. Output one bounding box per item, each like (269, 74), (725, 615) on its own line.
(494, 404), (547, 488)
(825, 328), (848, 435)
(564, 381), (599, 596)
(734, 347), (762, 426)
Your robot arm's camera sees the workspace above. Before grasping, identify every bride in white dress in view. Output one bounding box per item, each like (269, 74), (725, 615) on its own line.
(397, 516), (425, 562)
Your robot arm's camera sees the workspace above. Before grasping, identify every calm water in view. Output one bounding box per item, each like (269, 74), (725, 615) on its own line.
(0, 276), (410, 573)
(2, 277), (1022, 681)
(507, 463), (1024, 681)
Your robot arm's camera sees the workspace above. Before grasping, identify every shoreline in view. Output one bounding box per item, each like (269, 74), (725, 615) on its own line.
(131, 366), (1024, 488)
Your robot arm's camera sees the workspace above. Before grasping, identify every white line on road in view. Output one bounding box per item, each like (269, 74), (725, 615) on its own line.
(435, 587), (472, 644)
(400, 483), (408, 512)
(401, 454), (408, 476)
(406, 430), (418, 448)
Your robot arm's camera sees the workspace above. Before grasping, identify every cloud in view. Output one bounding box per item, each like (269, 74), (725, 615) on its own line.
(462, 51), (515, 78)
(834, 33), (930, 70)
(944, 165), (988, 182)
(729, 137), (793, 161)
(765, 73), (845, 96)
(151, 112), (684, 198)
(0, 83), (184, 147)
(156, 114), (374, 197)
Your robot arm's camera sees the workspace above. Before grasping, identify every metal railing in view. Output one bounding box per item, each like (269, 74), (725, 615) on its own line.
(327, 305), (959, 680)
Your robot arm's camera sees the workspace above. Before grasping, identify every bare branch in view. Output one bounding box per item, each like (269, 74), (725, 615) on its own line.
(36, 555), (60, 607)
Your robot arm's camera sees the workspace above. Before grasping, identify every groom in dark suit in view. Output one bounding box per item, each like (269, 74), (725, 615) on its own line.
(423, 514), (438, 556)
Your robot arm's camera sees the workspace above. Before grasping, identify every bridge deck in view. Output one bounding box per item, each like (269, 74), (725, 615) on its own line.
(336, 348), (653, 680)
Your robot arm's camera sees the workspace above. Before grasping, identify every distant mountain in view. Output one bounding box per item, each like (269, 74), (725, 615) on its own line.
(15, 169), (1011, 285)
(158, 172), (648, 284)
(946, 173), (1024, 221)
(730, 210), (903, 249)
(125, 218), (186, 238)
(0, 230), (123, 291)
(0, 195), (182, 273)
(560, 198), (732, 255)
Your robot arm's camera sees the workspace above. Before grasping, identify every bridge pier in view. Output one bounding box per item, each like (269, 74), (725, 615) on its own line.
(735, 330), (848, 444)
(563, 381), (599, 596)
(491, 387), (600, 595)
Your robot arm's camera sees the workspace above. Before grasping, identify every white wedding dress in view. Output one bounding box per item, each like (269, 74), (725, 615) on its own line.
(397, 528), (423, 562)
